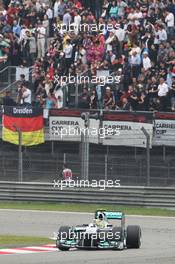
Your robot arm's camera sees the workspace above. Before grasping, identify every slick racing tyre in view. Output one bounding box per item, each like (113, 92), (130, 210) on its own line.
(126, 225), (141, 248)
(57, 226), (72, 251)
(58, 244), (70, 251)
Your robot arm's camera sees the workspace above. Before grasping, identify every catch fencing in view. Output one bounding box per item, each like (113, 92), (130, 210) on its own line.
(0, 140), (175, 187)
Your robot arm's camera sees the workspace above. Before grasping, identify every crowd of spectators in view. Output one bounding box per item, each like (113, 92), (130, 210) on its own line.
(0, 0), (175, 112)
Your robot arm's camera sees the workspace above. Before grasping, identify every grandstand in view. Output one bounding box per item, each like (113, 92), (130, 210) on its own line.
(0, 0), (175, 187)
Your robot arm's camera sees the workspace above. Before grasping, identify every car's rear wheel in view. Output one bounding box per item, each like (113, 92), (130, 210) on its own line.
(126, 225), (141, 248)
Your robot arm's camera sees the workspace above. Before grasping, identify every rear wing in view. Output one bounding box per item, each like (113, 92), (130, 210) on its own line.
(95, 210), (125, 220)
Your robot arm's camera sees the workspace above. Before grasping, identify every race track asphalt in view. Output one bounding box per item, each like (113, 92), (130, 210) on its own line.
(0, 209), (175, 264)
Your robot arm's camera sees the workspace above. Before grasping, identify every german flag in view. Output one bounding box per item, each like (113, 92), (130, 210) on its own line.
(2, 106), (45, 146)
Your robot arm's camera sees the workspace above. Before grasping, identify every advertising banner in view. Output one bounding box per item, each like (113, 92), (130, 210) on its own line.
(153, 113), (175, 146)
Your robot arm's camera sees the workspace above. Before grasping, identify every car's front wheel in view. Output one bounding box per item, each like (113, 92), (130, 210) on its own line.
(56, 225), (72, 251)
(58, 244), (70, 251)
(126, 225), (141, 248)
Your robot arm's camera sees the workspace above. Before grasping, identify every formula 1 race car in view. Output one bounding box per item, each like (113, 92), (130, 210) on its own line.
(56, 209), (141, 250)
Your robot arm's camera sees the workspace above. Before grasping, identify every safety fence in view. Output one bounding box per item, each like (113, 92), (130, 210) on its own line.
(0, 144), (175, 187)
(0, 182), (175, 209)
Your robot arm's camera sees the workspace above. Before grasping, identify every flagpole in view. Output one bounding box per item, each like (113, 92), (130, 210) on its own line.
(18, 128), (23, 182)
(14, 124), (23, 182)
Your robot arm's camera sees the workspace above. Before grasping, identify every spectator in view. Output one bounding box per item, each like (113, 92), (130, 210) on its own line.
(2, 91), (16, 106)
(109, 1), (118, 18)
(63, 38), (73, 74)
(55, 87), (64, 109)
(164, 9), (174, 41)
(62, 163), (73, 181)
(158, 77), (169, 111)
(45, 91), (58, 109)
(170, 76), (175, 111)
(121, 97), (132, 111)
(46, 5), (53, 37)
(79, 88), (90, 109)
(142, 51), (152, 71)
(90, 89), (97, 109)
(0, 0), (174, 113)
(19, 74), (29, 87)
(103, 87), (115, 110)
(158, 25), (168, 43)
(36, 21), (46, 58)
(21, 85), (32, 106)
(130, 51), (141, 79)
(29, 33), (37, 65)
(63, 9), (72, 27)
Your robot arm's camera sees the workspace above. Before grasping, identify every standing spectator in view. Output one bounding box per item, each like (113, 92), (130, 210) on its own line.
(3, 91), (16, 106)
(45, 91), (58, 109)
(63, 9), (72, 27)
(95, 80), (103, 109)
(117, 0), (127, 18)
(12, 20), (21, 38)
(127, 85), (139, 110)
(46, 5), (53, 37)
(130, 51), (141, 79)
(19, 74), (29, 87)
(170, 76), (175, 111)
(43, 14), (49, 39)
(62, 164), (72, 181)
(29, 33), (37, 65)
(142, 51), (152, 71)
(158, 77), (169, 111)
(164, 9), (174, 41)
(54, 0), (60, 19)
(103, 87), (115, 109)
(90, 89), (97, 109)
(78, 88), (90, 108)
(63, 39), (73, 75)
(17, 84), (32, 106)
(158, 25), (168, 43)
(74, 11), (81, 35)
(55, 87), (64, 109)
(21, 30), (31, 66)
(109, 1), (118, 18)
(36, 21), (46, 58)
(58, 0), (65, 20)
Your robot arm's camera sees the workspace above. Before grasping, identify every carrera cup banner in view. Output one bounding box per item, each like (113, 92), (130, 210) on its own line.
(49, 110), (99, 144)
(49, 110), (153, 147)
(102, 112), (153, 148)
(153, 113), (175, 146)
(102, 121), (153, 148)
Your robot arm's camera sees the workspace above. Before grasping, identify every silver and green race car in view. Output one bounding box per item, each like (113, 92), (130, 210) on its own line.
(56, 209), (141, 251)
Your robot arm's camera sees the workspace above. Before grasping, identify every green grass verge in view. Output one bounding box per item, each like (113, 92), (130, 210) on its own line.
(0, 201), (175, 216)
(0, 235), (53, 248)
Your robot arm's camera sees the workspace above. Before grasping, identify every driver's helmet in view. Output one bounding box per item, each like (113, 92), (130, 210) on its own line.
(98, 212), (106, 221)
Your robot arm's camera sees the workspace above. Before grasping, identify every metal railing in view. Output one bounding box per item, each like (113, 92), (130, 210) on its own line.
(0, 66), (18, 88)
(0, 66), (33, 91)
(0, 182), (175, 209)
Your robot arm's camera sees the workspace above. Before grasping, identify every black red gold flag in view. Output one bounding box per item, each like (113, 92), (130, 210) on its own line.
(2, 106), (44, 146)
